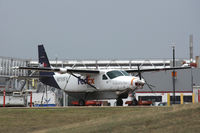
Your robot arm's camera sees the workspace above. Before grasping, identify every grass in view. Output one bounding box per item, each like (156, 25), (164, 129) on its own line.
(0, 104), (200, 133)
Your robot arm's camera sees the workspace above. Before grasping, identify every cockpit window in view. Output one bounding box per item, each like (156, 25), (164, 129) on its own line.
(121, 71), (130, 76)
(102, 74), (108, 80)
(106, 70), (124, 79)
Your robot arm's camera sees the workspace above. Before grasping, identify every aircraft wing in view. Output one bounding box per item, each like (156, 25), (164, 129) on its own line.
(16, 66), (100, 74)
(9, 75), (53, 79)
(126, 66), (191, 73)
(0, 75), (48, 79)
(66, 69), (100, 74)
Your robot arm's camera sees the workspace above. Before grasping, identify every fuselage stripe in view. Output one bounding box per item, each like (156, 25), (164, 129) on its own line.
(131, 77), (135, 85)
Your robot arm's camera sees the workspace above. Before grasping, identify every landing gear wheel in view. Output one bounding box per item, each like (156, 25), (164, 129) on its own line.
(79, 99), (85, 106)
(116, 98), (123, 106)
(132, 98), (138, 106)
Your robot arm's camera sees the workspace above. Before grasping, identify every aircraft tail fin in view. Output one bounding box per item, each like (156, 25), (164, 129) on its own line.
(38, 45), (54, 76)
(38, 45), (51, 68)
(38, 45), (60, 89)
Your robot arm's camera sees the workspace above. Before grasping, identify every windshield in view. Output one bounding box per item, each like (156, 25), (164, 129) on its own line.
(121, 71), (130, 76)
(106, 70), (124, 79)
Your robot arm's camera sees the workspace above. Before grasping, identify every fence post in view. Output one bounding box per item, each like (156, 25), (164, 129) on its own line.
(3, 89), (5, 107)
(192, 93), (195, 104)
(181, 93), (183, 104)
(167, 93), (170, 106)
(30, 92), (32, 107)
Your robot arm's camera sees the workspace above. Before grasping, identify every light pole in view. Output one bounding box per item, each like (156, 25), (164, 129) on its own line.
(172, 45), (176, 104)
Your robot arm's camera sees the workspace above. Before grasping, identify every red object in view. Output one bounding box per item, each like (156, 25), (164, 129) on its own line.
(171, 71), (177, 77)
(85, 101), (101, 106)
(182, 61), (197, 67)
(71, 101), (79, 105)
(136, 91), (193, 93)
(198, 90), (200, 102)
(125, 101), (133, 105)
(137, 100), (152, 105)
(30, 92), (32, 107)
(71, 100), (102, 106)
(125, 100), (152, 106)
(43, 63), (47, 67)
(190, 63), (197, 67)
(3, 90), (5, 107)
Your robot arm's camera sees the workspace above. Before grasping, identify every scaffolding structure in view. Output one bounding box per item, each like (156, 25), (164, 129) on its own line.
(0, 56), (28, 77)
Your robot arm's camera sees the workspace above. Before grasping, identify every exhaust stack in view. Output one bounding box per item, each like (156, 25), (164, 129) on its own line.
(189, 34), (193, 63)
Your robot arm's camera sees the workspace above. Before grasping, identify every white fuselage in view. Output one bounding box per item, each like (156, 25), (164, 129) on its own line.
(53, 70), (145, 93)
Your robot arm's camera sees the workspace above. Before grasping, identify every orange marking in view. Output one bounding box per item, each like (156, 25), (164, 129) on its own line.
(131, 77), (135, 85)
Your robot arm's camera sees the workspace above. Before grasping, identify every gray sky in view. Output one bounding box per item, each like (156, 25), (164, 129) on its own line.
(0, 0), (200, 60)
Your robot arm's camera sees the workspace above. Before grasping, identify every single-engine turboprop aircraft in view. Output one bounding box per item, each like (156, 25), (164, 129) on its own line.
(16, 45), (191, 106)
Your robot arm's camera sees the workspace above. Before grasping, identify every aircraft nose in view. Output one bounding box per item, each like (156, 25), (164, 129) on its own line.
(134, 78), (145, 89)
(135, 82), (144, 88)
(130, 77), (145, 89)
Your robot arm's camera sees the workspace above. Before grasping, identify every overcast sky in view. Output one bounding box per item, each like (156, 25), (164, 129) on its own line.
(0, 0), (200, 60)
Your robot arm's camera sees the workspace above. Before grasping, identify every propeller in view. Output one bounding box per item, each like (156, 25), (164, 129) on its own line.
(136, 65), (155, 92)
(137, 65), (142, 80)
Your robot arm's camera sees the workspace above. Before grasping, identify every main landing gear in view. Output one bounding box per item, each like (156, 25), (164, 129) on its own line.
(116, 98), (123, 106)
(78, 99), (85, 106)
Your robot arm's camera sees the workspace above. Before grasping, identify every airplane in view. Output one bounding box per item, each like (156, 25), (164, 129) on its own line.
(16, 45), (191, 106)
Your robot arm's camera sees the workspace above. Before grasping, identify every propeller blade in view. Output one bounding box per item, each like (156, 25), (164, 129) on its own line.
(141, 75), (155, 92)
(146, 82), (154, 92)
(136, 65), (155, 92)
(137, 65), (142, 80)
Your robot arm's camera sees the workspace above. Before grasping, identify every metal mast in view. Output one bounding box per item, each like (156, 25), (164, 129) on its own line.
(172, 45), (176, 104)
(190, 34), (193, 63)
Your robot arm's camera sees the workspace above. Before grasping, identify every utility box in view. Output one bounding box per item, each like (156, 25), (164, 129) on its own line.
(27, 91), (56, 107)
(193, 86), (200, 103)
(0, 96), (25, 107)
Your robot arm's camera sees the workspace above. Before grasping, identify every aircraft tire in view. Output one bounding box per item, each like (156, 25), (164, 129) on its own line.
(116, 98), (123, 106)
(79, 99), (85, 106)
(132, 98), (138, 106)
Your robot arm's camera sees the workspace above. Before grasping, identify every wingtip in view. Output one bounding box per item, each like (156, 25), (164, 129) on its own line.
(12, 66), (19, 69)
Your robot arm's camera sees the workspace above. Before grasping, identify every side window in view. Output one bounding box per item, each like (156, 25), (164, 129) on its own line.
(102, 74), (108, 80)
